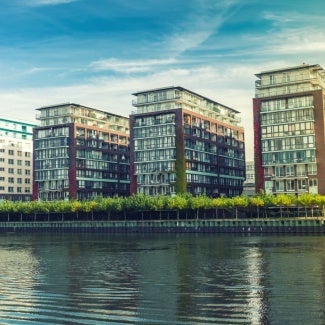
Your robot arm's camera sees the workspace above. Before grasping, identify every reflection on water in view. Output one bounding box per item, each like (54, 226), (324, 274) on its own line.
(0, 233), (324, 324)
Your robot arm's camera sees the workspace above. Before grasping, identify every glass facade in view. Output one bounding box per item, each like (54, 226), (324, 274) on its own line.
(74, 125), (130, 200)
(183, 112), (245, 197)
(34, 126), (70, 200)
(133, 113), (176, 196)
(131, 87), (245, 197)
(254, 64), (325, 195)
(33, 104), (130, 201)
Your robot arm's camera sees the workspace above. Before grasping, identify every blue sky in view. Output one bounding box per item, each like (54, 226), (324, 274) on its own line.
(0, 0), (325, 159)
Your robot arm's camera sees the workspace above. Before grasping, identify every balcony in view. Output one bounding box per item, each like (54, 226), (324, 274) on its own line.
(132, 95), (180, 107)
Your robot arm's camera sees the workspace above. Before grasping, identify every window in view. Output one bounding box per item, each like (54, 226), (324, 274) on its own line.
(270, 75), (275, 85)
(275, 166), (284, 177)
(8, 187), (14, 193)
(285, 166), (294, 177)
(8, 177), (14, 183)
(8, 150), (14, 155)
(297, 179), (306, 191)
(286, 180), (295, 191)
(308, 164), (317, 175)
(8, 168), (14, 174)
(8, 159), (14, 165)
(296, 165), (306, 176)
(275, 180), (284, 191)
(309, 179), (318, 188)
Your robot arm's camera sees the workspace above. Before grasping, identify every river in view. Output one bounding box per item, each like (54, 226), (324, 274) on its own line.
(0, 233), (324, 324)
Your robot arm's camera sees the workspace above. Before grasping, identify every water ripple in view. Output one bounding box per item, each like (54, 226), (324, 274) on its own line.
(0, 234), (325, 324)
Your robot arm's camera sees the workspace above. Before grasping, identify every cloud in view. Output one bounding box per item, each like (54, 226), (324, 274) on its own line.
(263, 11), (325, 27)
(0, 63), (256, 159)
(90, 58), (178, 73)
(86, 0), (239, 75)
(147, 0), (239, 58)
(271, 29), (325, 54)
(24, 0), (78, 6)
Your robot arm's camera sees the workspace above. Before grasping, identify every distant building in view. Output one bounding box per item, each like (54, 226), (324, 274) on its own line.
(0, 117), (36, 201)
(33, 103), (130, 201)
(242, 161), (256, 196)
(130, 86), (245, 197)
(253, 63), (325, 195)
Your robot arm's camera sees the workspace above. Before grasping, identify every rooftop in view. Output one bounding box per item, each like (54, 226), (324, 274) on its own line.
(255, 63), (324, 78)
(132, 86), (240, 114)
(36, 102), (128, 120)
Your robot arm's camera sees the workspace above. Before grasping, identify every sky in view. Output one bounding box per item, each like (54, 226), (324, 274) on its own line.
(0, 0), (325, 160)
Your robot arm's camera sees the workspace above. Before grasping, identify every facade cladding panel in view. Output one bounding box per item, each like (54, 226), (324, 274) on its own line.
(33, 104), (130, 201)
(130, 86), (246, 197)
(254, 63), (325, 195)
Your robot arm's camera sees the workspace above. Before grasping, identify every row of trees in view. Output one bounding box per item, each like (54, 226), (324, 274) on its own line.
(0, 193), (324, 219)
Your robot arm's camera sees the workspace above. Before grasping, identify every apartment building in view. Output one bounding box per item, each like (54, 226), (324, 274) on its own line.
(253, 63), (325, 195)
(130, 86), (245, 197)
(0, 117), (36, 201)
(242, 161), (256, 196)
(33, 103), (130, 201)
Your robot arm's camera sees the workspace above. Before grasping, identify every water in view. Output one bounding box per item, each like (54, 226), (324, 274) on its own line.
(0, 233), (324, 325)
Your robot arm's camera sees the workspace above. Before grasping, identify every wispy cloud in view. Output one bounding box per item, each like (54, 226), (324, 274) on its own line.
(0, 63), (256, 158)
(90, 58), (178, 73)
(158, 0), (244, 59)
(263, 11), (325, 27)
(1, 0), (324, 162)
(24, 0), (78, 6)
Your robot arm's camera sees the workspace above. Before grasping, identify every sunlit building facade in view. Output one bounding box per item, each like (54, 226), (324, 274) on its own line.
(242, 160), (256, 196)
(33, 103), (130, 201)
(253, 63), (325, 195)
(0, 117), (36, 201)
(130, 86), (245, 197)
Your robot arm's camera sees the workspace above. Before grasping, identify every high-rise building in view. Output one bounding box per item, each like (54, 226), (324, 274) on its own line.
(33, 103), (130, 201)
(0, 117), (36, 201)
(253, 63), (325, 195)
(130, 86), (245, 197)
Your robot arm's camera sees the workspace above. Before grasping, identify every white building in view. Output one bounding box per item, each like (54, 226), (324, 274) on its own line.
(0, 117), (36, 201)
(242, 161), (256, 196)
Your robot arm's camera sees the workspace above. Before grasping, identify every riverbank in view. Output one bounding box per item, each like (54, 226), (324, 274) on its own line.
(0, 218), (324, 233)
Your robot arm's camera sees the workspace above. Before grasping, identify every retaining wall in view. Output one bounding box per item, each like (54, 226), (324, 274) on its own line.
(0, 218), (324, 233)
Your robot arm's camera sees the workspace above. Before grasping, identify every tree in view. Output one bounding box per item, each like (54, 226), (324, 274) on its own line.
(228, 196), (249, 219)
(188, 195), (211, 219)
(271, 194), (295, 218)
(249, 196), (265, 218)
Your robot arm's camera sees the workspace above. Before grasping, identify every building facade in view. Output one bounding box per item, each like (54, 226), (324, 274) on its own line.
(253, 63), (325, 195)
(242, 160), (256, 196)
(0, 117), (36, 201)
(130, 86), (245, 197)
(33, 103), (130, 201)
